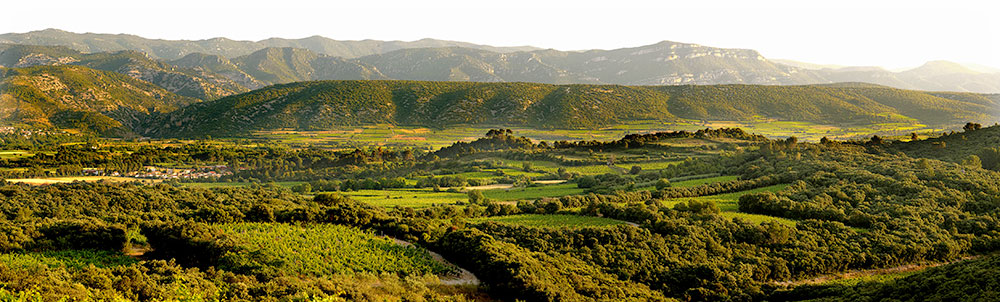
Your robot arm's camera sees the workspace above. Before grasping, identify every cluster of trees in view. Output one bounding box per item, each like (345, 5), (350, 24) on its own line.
(0, 139), (433, 183)
(773, 254), (1000, 301)
(5, 125), (1000, 300)
(553, 128), (767, 149)
(889, 123), (1000, 171)
(430, 129), (539, 159)
(308, 177), (409, 192)
(0, 130), (91, 150)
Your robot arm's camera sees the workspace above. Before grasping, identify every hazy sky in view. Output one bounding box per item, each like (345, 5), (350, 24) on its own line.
(4, 0), (997, 70)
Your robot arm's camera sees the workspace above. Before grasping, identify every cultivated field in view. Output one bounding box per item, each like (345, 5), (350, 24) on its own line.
(252, 119), (940, 150)
(214, 223), (454, 276)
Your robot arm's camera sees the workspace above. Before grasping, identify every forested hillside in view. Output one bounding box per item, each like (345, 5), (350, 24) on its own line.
(775, 254), (1000, 301)
(0, 65), (198, 136)
(888, 123), (1000, 170)
(0, 44), (249, 99)
(230, 47), (390, 85)
(654, 84), (998, 124)
(144, 80), (998, 137)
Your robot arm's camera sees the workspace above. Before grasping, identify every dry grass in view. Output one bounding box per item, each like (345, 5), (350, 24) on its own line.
(4, 176), (160, 185)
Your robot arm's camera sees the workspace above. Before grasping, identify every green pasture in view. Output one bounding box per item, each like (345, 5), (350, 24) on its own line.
(483, 183), (586, 201)
(341, 188), (467, 208)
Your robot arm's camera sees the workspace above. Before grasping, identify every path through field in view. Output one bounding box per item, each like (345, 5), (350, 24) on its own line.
(385, 237), (480, 286)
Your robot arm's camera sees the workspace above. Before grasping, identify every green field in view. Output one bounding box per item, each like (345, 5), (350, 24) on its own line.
(720, 212), (798, 227)
(496, 168), (549, 178)
(616, 160), (682, 171)
(444, 170), (500, 180)
(471, 214), (629, 229)
(179, 181), (306, 189)
(671, 175), (740, 188)
(341, 188), (467, 208)
(562, 165), (620, 175)
(251, 119), (938, 149)
(670, 184), (790, 211)
(0, 250), (136, 270)
(0, 150), (57, 159)
(483, 183), (586, 201)
(639, 175), (739, 191)
(819, 270), (916, 287)
(661, 184), (797, 226)
(215, 223), (452, 276)
(0, 150), (33, 159)
(255, 124), (676, 149)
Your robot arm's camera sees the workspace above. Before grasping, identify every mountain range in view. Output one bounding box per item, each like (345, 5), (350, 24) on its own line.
(1, 29), (998, 94)
(2, 29), (1000, 138)
(0, 29), (539, 60)
(0, 65), (198, 136)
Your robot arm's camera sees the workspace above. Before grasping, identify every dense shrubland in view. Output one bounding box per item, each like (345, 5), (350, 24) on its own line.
(1, 127), (1000, 300)
(141, 80), (997, 137)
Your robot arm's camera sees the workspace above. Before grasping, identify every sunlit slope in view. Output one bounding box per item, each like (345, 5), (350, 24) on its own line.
(144, 80), (997, 137)
(0, 65), (197, 136)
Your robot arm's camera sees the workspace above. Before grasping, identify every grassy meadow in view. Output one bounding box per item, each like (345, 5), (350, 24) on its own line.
(341, 188), (468, 208)
(483, 183), (586, 201)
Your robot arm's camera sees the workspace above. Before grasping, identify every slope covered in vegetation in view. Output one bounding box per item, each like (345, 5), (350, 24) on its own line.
(775, 254), (1000, 301)
(0, 65), (198, 136)
(0, 44), (248, 100)
(2, 128), (1000, 300)
(145, 80), (997, 137)
(888, 123), (1000, 170)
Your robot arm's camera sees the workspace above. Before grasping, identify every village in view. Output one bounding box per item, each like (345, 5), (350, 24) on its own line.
(83, 165), (232, 180)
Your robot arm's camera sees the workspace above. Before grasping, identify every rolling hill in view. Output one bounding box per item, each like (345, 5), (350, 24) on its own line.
(0, 65), (198, 136)
(169, 52), (266, 90)
(813, 61), (1000, 94)
(0, 44), (248, 100)
(229, 47), (389, 85)
(142, 80), (999, 137)
(888, 123), (1000, 169)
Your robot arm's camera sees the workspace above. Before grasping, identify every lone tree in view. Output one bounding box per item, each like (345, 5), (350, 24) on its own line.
(869, 135), (884, 145)
(785, 136), (798, 148)
(655, 178), (671, 190)
(467, 190), (486, 204)
(630, 165), (642, 175)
